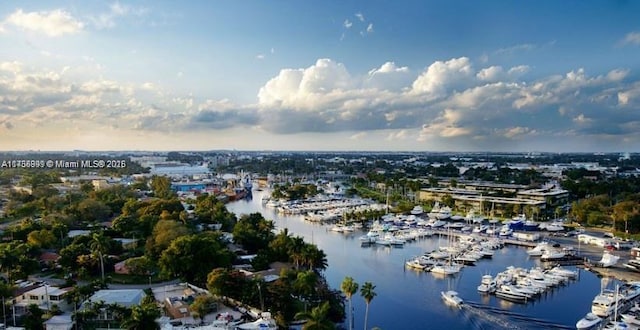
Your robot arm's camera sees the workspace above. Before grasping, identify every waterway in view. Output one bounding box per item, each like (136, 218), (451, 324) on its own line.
(227, 190), (609, 330)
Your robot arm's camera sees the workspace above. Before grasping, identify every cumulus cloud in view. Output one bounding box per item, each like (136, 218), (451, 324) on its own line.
(621, 31), (640, 46)
(411, 57), (474, 96)
(365, 62), (412, 91)
(366, 23), (374, 34)
(2, 54), (639, 150)
(343, 19), (352, 29)
(258, 58), (354, 108)
(2, 9), (84, 36)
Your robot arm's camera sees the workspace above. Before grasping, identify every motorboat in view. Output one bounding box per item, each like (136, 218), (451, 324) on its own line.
(591, 290), (624, 317)
(527, 241), (551, 257)
(410, 205), (424, 215)
(523, 221), (540, 231)
(621, 283), (640, 301)
(599, 251), (621, 268)
(545, 221), (565, 232)
(624, 259), (640, 272)
(576, 312), (603, 330)
(406, 258), (428, 271)
(472, 225), (488, 234)
(441, 290), (463, 308)
(495, 285), (530, 302)
(431, 262), (462, 275)
(477, 274), (496, 293)
(237, 312), (277, 330)
(498, 225), (513, 237)
(540, 248), (566, 261)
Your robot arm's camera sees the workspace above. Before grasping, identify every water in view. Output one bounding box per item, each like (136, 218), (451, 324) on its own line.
(227, 190), (605, 330)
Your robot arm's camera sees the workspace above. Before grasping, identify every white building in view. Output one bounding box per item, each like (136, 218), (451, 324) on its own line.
(14, 284), (72, 314)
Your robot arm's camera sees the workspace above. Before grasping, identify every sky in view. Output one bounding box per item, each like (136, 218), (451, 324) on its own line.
(0, 1), (639, 152)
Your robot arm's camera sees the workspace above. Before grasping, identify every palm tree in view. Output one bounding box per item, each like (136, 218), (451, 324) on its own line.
(294, 270), (318, 310)
(341, 277), (358, 330)
(360, 282), (376, 330)
(90, 231), (110, 281)
(294, 301), (335, 330)
(120, 303), (160, 330)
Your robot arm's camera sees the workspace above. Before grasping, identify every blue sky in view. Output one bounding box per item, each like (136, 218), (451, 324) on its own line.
(0, 1), (639, 152)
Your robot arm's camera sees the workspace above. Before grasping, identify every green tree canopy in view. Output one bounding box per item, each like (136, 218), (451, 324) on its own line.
(159, 232), (233, 285)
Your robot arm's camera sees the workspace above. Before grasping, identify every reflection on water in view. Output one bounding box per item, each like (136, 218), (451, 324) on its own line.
(227, 189), (603, 330)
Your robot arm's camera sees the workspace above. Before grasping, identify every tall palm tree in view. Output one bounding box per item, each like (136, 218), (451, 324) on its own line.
(90, 231), (110, 281)
(360, 282), (376, 330)
(294, 301), (335, 330)
(341, 277), (358, 330)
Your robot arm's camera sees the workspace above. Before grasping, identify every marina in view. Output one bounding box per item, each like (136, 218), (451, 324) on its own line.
(228, 189), (640, 330)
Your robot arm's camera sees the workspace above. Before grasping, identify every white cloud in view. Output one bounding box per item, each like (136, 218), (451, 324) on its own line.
(366, 23), (374, 34)
(495, 43), (535, 55)
(343, 19), (352, 29)
(258, 58), (353, 108)
(411, 57), (474, 96)
(350, 132), (367, 140)
(3, 9), (84, 37)
(366, 62), (411, 91)
(621, 31), (640, 46)
(386, 129), (409, 140)
(256, 54), (265, 60)
(573, 114), (593, 124)
(477, 66), (504, 82)
(502, 126), (536, 139)
(507, 65), (530, 76)
(0, 61), (23, 73)
(88, 1), (148, 29)
(355, 13), (365, 22)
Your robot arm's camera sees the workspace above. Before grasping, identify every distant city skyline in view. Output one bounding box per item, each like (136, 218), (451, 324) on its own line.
(0, 1), (639, 152)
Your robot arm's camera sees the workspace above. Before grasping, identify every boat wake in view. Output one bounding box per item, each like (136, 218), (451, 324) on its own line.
(462, 302), (574, 330)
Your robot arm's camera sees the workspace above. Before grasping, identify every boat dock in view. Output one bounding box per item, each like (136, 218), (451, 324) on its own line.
(431, 230), (540, 248)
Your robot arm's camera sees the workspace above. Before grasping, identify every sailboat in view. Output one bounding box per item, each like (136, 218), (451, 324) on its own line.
(431, 226), (462, 276)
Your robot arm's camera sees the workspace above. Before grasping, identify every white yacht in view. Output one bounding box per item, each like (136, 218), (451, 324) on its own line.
(477, 274), (496, 293)
(441, 290), (463, 308)
(576, 312), (603, 330)
(591, 290), (624, 317)
(495, 285), (530, 302)
(410, 205), (424, 215)
(540, 248), (566, 261)
(405, 258), (428, 271)
(527, 241), (551, 257)
(431, 262), (462, 276)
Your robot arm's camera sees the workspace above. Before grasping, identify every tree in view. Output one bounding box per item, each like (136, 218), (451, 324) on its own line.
(294, 301), (335, 330)
(294, 271), (318, 310)
(145, 219), (190, 259)
(150, 175), (174, 199)
(360, 282), (376, 330)
(341, 277), (358, 330)
(27, 229), (56, 249)
(190, 295), (217, 325)
(159, 232), (233, 285)
(232, 213), (275, 253)
(90, 231), (111, 281)
(24, 303), (45, 330)
(120, 301), (161, 330)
